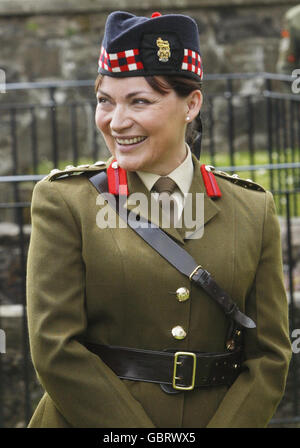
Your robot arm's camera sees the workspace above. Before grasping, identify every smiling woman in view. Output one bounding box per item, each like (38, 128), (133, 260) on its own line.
(26, 10), (291, 428)
(94, 74), (203, 174)
(94, 75), (202, 174)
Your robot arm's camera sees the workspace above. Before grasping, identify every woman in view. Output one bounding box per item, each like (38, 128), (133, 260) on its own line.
(26, 11), (291, 428)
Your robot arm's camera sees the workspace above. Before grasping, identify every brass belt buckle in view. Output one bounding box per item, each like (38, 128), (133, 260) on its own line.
(172, 351), (197, 391)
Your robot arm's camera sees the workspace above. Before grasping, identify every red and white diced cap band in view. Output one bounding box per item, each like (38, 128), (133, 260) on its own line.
(99, 46), (203, 79)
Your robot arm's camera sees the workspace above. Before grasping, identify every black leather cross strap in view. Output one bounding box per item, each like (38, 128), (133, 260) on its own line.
(85, 343), (242, 389)
(88, 171), (255, 330)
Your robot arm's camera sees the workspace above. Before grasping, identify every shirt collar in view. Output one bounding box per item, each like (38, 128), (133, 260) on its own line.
(136, 143), (194, 195)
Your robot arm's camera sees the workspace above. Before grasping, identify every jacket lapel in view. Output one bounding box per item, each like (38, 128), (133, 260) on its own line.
(176, 156), (221, 241)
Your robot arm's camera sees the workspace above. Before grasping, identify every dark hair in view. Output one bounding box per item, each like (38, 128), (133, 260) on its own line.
(94, 74), (203, 157)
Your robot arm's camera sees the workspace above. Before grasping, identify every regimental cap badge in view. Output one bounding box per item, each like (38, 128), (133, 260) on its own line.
(156, 37), (171, 62)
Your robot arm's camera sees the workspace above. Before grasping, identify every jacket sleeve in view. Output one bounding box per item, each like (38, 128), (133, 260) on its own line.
(206, 191), (292, 428)
(26, 179), (155, 428)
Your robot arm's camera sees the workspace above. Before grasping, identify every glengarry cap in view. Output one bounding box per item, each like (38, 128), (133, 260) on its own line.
(98, 11), (203, 81)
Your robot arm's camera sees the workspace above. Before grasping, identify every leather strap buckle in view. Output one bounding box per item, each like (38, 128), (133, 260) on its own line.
(189, 265), (202, 281)
(172, 351), (197, 391)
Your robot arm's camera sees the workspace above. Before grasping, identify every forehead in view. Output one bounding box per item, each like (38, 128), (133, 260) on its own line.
(99, 75), (153, 93)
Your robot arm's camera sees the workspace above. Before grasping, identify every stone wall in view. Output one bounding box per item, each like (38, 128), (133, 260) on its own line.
(1, 0), (298, 85)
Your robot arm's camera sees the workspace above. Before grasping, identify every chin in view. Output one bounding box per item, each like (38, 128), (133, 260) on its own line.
(115, 154), (146, 172)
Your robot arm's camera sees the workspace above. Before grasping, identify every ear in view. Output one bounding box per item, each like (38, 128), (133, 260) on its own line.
(185, 90), (202, 121)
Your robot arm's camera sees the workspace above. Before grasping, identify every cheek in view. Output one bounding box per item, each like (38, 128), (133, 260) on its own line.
(94, 108), (102, 130)
(95, 107), (108, 133)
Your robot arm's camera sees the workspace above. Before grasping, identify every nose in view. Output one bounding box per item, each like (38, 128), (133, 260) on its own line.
(110, 104), (133, 133)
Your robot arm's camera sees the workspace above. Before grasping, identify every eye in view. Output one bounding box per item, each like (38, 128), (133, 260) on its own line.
(133, 98), (151, 105)
(96, 97), (109, 104)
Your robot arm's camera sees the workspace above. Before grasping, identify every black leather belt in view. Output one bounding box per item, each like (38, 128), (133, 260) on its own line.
(86, 343), (243, 391)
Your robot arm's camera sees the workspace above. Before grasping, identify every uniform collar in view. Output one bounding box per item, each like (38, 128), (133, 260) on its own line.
(124, 152), (220, 244)
(136, 143), (193, 195)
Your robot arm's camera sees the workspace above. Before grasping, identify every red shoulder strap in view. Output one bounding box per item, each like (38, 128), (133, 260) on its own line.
(107, 159), (129, 196)
(200, 164), (222, 198)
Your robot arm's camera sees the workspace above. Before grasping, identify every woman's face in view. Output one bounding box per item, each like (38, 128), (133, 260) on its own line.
(95, 76), (199, 175)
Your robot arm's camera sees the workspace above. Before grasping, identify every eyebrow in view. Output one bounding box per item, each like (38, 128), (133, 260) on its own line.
(96, 89), (151, 99)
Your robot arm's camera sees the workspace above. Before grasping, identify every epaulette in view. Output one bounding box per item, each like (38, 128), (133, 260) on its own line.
(41, 161), (107, 182)
(205, 165), (266, 192)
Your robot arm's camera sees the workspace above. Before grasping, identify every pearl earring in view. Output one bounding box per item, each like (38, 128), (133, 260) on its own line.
(186, 116), (190, 122)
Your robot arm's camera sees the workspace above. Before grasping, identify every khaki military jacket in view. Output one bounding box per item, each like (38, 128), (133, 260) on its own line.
(26, 154), (291, 428)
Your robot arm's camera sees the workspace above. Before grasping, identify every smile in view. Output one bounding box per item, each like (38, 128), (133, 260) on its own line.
(115, 136), (147, 145)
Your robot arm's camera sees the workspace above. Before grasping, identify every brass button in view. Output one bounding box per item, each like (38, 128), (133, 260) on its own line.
(171, 325), (187, 340)
(176, 287), (190, 302)
(205, 165), (215, 172)
(226, 339), (235, 351)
